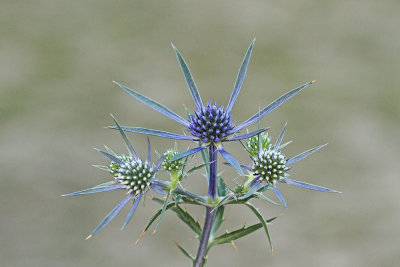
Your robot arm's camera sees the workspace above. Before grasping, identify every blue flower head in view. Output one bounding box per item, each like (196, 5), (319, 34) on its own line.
(111, 39), (315, 177)
(64, 115), (167, 238)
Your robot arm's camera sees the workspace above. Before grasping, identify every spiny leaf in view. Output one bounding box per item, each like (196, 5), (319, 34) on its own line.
(110, 114), (138, 159)
(137, 202), (175, 243)
(209, 216), (278, 248)
(113, 81), (189, 127)
(108, 126), (196, 141)
(153, 190), (172, 233)
(62, 181), (120, 196)
(92, 165), (109, 172)
(286, 144), (327, 165)
(245, 202), (273, 252)
(174, 241), (195, 262)
(187, 161), (213, 174)
(170, 205), (202, 237)
(172, 44), (203, 109)
(254, 192), (279, 205)
(233, 81), (314, 132)
(88, 195), (132, 238)
(226, 39), (255, 113)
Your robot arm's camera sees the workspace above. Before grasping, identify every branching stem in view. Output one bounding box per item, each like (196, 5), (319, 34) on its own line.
(193, 145), (218, 267)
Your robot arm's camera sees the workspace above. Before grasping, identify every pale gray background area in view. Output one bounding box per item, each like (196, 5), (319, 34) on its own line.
(1, 0), (399, 266)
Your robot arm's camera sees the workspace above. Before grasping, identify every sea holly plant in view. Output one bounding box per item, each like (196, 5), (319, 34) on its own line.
(64, 40), (340, 267)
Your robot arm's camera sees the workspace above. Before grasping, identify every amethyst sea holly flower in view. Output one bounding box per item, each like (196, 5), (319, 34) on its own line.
(245, 124), (340, 208)
(63, 115), (167, 238)
(111, 39), (315, 177)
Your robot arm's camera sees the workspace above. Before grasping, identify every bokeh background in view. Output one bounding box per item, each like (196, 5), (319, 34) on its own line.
(1, 0), (399, 266)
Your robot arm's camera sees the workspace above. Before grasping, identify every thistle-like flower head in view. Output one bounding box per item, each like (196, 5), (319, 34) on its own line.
(245, 123), (339, 208)
(111, 157), (154, 196)
(162, 148), (184, 172)
(188, 101), (234, 143)
(63, 115), (167, 238)
(252, 149), (288, 184)
(111, 39), (315, 177)
(246, 132), (271, 157)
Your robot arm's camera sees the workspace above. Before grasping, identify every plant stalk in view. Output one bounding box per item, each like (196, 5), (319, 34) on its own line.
(193, 145), (218, 267)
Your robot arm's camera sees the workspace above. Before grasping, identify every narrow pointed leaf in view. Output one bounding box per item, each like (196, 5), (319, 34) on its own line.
(110, 114), (138, 159)
(218, 148), (244, 176)
(187, 161), (213, 174)
(91, 195), (132, 236)
(154, 154), (167, 172)
(238, 139), (252, 154)
(244, 202), (273, 252)
(170, 146), (206, 161)
(257, 184), (271, 193)
(213, 194), (232, 210)
(151, 182), (166, 195)
(63, 183), (122, 196)
(272, 185), (287, 208)
(228, 128), (269, 141)
(151, 198), (202, 236)
(174, 187), (206, 202)
(154, 190), (171, 232)
(222, 162), (251, 171)
(170, 205), (202, 237)
(114, 81), (189, 127)
(108, 126), (196, 141)
(147, 137), (151, 162)
(95, 148), (123, 165)
(103, 145), (117, 157)
(171, 44), (203, 109)
(279, 141), (292, 150)
(175, 242), (195, 261)
(286, 144), (327, 165)
(226, 39), (255, 113)
(284, 178), (340, 193)
(210, 216), (278, 248)
(121, 194), (142, 229)
(254, 192), (279, 205)
(274, 123), (287, 151)
(234, 81), (314, 132)
(92, 165), (109, 172)
(143, 202), (175, 233)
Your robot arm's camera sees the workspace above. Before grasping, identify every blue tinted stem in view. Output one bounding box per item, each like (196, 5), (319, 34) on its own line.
(194, 207), (216, 267)
(207, 145), (218, 200)
(194, 145), (218, 267)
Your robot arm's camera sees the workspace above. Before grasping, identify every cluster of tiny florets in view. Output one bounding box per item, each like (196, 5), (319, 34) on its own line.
(162, 149), (184, 172)
(188, 102), (234, 143)
(108, 154), (131, 175)
(252, 149), (289, 183)
(246, 133), (271, 157)
(109, 157), (154, 196)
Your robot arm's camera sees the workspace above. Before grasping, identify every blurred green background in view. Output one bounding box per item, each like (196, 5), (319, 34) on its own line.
(1, 0), (399, 266)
